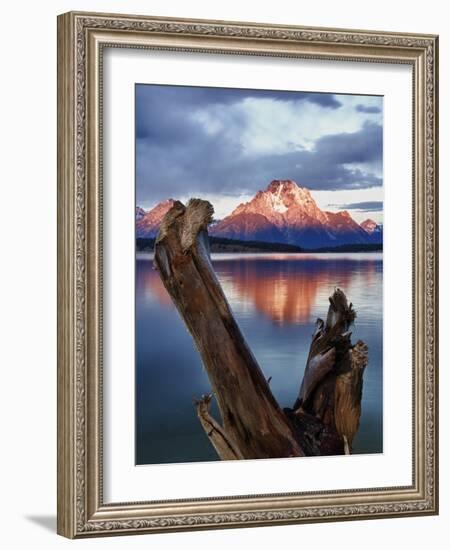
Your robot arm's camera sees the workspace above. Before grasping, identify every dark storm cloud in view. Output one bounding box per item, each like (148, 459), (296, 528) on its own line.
(328, 201), (383, 211)
(136, 84), (342, 116)
(288, 92), (342, 108)
(314, 121), (382, 165)
(355, 104), (382, 114)
(135, 85), (342, 143)
(136, 84), (382, 205)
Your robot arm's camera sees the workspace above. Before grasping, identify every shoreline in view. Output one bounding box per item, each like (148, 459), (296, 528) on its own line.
(136, 237), (382, 255)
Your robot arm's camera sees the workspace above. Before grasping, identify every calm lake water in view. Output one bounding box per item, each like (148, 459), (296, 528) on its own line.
(136, 252), (383, 465)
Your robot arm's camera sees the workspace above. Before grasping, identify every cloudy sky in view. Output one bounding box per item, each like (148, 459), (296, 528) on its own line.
(136, 84), (383, 223)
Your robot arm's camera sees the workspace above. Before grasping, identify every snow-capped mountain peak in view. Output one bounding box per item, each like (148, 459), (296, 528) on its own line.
(210, 180), (376, 249)
(136, 199), (175, 238)
(231, 179), (322, 221)
(360, 218), (380, 234)
(136, 206), (146, 221)
(136, 181), (382, 250)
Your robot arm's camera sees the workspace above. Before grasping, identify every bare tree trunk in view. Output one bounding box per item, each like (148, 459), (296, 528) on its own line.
(154, 199), (368, 460)
(290, 289), (368, 454)
(154, 199), (303, 459)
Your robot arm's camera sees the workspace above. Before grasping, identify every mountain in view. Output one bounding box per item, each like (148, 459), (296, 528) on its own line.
(360, 218), (383, 244)
(136, 206), (146, 221)
(136, 181), (383, 249)
(136, 199), (175, 238)
(211, 180), (377, 250)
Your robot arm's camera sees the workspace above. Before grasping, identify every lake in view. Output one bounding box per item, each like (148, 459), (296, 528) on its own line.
(136, 252), (383, 465)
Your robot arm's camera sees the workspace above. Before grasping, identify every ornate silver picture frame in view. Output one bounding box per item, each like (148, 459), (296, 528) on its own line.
(57, 11), (438, 538)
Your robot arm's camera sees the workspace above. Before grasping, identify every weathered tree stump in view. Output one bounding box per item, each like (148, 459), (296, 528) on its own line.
(154, 199), (368, 459)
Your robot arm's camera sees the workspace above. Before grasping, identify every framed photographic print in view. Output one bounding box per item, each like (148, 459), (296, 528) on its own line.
(57, 11), (439, 538)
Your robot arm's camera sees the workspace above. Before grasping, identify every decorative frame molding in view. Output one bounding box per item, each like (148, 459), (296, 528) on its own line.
(57, 11), (438, 538)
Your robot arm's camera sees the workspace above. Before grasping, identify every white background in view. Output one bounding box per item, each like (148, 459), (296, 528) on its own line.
(0, 0), (446, 548)
(104, 49), (412, 502)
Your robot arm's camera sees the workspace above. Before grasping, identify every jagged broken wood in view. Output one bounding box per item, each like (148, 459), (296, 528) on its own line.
(154, 199), (368, 459)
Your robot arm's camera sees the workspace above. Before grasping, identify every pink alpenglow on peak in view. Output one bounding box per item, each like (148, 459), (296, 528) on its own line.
(361, 218), (380, 234)
(136, 181), (383, 249)
(211, 180), (380, 249)
(360, 218), (383, 244)
(136, 199), (175, 238)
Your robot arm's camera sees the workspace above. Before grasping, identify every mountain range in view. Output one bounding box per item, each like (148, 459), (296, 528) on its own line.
(136, 180), (382, 250)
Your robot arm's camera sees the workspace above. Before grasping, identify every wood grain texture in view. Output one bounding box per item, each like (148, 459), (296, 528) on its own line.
(154, 199), (304, 459)
(154, 199), (367, 460)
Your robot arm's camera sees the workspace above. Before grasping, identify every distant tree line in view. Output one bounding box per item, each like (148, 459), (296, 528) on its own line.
(136, 237), (382, 254)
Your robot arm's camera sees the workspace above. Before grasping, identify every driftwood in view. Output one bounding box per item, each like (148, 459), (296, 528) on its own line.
(154, 199), (368, 459)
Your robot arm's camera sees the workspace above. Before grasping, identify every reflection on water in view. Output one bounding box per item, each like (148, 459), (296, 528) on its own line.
(136, 252), (383, 465)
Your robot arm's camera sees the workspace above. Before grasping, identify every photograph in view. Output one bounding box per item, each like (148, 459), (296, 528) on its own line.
(55, 11), (438, 537)
(0, 0), (444, 547)
(135, 84), (384, 465)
